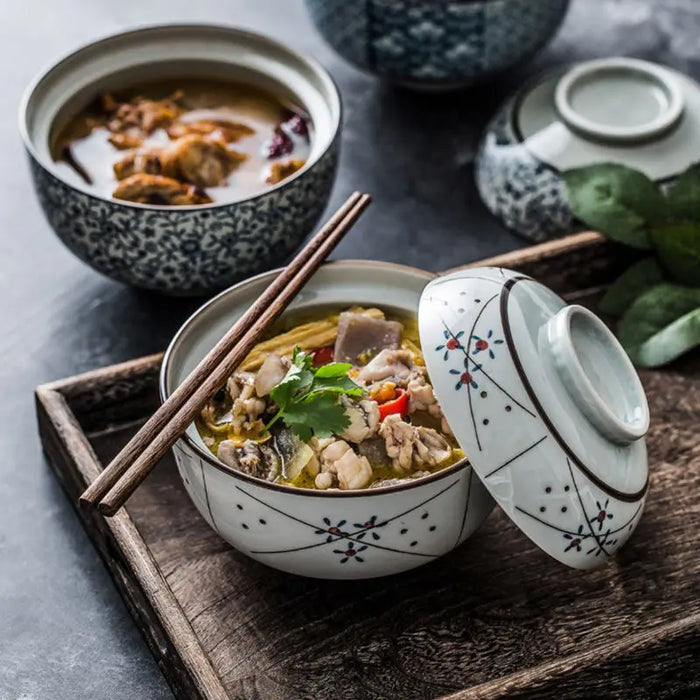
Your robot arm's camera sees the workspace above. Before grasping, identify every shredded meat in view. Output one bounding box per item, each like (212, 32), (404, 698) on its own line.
(167, 119), (255, 143)
(161, 134), (247, 187)
(105, 90), (183, 135)
(379, 414), (453, 472)
(357, 349), (415, 385)
(112, 174), (211, 205)
(339, 396), (380, 443)
(266, 159), (305, 185)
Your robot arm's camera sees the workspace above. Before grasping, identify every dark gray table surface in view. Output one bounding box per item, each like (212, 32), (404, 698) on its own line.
(2, 1), (698, 697)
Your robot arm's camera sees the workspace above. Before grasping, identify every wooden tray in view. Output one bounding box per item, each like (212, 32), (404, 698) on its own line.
(36, 233), (700, 700)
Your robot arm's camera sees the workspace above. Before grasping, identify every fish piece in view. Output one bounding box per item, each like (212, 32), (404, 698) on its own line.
(334, 313), (403, 363)
(254, 354), (290, 397)
(338, 396), (380, 443)
(357, 348), (414, 384)
(112, 174), (211, 205)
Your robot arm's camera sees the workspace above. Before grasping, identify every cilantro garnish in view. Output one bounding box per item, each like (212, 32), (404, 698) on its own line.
(264, 347), (364, 441)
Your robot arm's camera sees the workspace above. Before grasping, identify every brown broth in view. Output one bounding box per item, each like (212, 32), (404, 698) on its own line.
(51, 78), (313, 204)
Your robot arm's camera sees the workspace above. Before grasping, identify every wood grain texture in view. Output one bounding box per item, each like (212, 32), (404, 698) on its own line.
(36, 234), (700, 699)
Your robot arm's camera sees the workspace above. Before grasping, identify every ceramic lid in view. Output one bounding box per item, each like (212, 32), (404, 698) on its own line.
(513, 57), (700, 180)
(419, 267), (649, 570)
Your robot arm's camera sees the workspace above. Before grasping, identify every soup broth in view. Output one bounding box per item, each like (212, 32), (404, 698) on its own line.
(196, 306), (464, 491)
(51, 78), (313, 205)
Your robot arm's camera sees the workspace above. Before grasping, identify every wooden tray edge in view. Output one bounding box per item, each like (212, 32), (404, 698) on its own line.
(35, 384), (228, 700)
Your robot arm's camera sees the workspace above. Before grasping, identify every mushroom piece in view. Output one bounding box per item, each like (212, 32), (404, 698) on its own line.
(161, 134), (247, 187)
(112, 174), (211, 205)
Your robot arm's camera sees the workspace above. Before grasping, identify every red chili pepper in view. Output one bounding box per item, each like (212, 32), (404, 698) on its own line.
(378, 388), (408, 421)
(312, 346), (334, 367)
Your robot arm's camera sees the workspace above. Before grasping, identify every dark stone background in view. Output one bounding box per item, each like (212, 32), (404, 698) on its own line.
(1, 1), (697, 696)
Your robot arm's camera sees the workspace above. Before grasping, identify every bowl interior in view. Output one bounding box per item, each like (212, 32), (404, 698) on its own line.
(162, 260), (436, 468)
(21, 24), (340, 203)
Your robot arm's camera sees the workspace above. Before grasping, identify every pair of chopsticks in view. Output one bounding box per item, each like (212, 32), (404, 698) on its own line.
(81, 192), (372, 516)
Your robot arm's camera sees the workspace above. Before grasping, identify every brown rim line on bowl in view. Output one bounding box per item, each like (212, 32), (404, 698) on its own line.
(19, 24), (342, 294)
(159, 259), (494, 579)
(160, 260), (470, 497)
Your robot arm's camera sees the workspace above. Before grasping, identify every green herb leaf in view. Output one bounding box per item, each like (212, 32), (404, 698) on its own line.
(563, 163), (665, 249)
(666, 164), (700, 221)
(617, 283), (700, 367)
(650, 222), (700, 286)
(599, 258), (666, 316)
(269, 347), (314, 409)
(314, 362), (353, 378)
(265, 347), (363, 439)
(279, 393), (351, 442)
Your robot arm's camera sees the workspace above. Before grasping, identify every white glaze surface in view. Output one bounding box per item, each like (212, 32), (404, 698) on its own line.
(162, 261), (495, 579)
(419, 266), (648, 570)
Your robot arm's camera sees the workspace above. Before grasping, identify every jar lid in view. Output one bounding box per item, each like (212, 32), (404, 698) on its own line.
(514, 57), (700, 180)
(419, 267), (649, 569)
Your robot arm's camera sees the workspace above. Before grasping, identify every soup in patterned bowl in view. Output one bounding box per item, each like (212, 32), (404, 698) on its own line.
(161, 261), (495, 579)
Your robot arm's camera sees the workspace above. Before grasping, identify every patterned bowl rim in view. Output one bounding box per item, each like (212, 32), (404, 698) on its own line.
(160, 259), (471, 498)
(19, 22), (342, 212)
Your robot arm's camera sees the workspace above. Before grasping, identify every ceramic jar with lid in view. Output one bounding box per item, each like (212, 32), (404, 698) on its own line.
(476, 57), (700, 240)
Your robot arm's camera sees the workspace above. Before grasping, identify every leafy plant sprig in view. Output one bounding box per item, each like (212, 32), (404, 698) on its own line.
(264, 347), (364, 441)
(564, 162), (700, 367)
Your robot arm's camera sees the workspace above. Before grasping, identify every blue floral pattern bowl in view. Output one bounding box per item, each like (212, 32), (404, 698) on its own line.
(305, 0), (569, 89)
(20, 25), (341, 295)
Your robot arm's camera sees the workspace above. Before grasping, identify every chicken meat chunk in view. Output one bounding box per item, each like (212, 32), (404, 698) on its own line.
(104, 91), (183, 135)
(407, 376), (453, 436)
(112, 174), (211, 205)
(379, 414), (453, 473)
(226, 372), (267, 435)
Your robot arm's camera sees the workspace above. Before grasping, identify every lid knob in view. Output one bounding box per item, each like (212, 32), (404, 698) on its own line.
(554, 57), (684, 143)
(545, 305), (649, 444)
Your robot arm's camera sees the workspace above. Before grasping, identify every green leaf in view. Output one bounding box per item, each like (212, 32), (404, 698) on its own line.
(308, 375), (364, 397)
(314, 362), (352, 378)
(666, 164), (700, 221)
(563, 163), (665, 249)
(269, 348), (314, 408)
(599, 258), (666, 316)
(617, 283), (700, 367)
(281, 394), (350, 442)
(649, 222), (700, 286)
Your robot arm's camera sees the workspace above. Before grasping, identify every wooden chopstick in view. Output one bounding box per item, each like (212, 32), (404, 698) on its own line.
(82, 192), (371, 516)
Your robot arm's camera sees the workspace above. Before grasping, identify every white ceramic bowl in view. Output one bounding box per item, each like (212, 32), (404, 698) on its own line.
(161, 261), (495, 579)
(20, 24), (341, 295)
